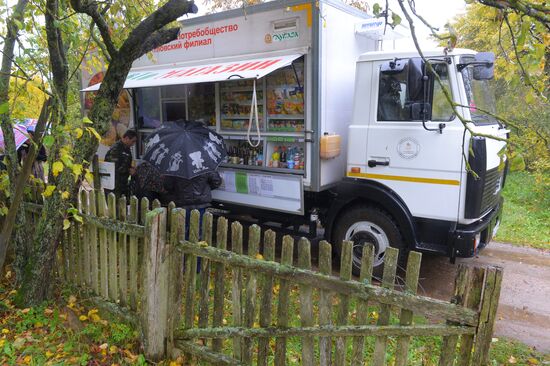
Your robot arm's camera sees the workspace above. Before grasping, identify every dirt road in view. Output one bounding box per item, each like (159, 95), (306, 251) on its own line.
(417, 242), (550, 353)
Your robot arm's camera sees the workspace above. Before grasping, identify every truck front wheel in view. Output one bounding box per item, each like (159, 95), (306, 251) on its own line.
(332, 205), (404, 276)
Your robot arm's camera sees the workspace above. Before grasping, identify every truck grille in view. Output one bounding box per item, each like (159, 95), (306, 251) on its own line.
(479, 167), (503, 215)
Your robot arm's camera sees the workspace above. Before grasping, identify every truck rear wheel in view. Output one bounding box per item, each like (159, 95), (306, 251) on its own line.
(332, 205), (404, 277)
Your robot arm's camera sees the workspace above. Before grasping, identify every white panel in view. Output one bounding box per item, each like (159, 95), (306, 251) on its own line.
(319, 3), (374, 188)
(132, 7), (313, 68)
(213, 168), (303, 214)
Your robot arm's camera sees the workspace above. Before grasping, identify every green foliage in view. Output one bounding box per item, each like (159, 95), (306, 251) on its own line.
(451, 4), (550, 176)
(497, 171), (550, 249)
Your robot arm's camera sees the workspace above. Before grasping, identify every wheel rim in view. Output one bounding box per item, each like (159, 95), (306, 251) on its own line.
(344, 221), (390, 268)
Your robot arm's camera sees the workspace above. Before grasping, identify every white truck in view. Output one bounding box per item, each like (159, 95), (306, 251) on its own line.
(82, 0), (507, 273)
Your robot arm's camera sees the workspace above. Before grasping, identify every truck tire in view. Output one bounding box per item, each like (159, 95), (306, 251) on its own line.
(332, 205), (405, 277)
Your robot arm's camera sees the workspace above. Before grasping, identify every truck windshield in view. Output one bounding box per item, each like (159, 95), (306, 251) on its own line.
(461, 62), (498, 125)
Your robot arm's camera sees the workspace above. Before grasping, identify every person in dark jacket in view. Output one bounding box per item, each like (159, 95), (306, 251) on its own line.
(130, 161), (165, 202)
(104, 130), (137, 197)
(162, 171), (222, 239)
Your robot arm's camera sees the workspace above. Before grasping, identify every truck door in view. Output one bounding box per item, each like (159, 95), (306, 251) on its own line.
(364, 58), (464, 223)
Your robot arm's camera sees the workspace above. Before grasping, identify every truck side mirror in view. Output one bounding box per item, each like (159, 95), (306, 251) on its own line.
(410, 102), (431, 121)
(473, 52), (495, 80)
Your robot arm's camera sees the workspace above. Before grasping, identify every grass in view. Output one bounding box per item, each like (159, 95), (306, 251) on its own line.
(496, 171), (550, 250)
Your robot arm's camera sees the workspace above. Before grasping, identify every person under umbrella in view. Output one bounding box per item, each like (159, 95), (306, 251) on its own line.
(142, 120), (226, 239)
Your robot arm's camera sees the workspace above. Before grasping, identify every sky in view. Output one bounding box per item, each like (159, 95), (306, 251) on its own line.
(185, 0), (468, 49)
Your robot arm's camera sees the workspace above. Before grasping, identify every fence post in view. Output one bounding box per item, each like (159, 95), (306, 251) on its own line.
(141, 208), (170, 361)
(472, 265), (503, 365)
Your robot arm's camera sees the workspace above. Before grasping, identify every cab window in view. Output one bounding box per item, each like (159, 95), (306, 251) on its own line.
(377, 60), (454, 122)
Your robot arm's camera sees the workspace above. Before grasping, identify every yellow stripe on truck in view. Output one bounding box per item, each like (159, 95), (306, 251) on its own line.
(347, 172), (460, 186)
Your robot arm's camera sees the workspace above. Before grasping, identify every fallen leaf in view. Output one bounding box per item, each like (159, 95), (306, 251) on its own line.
(109, 345), (118, 354)
(21, 308), (31, 314)
(13, 337), (26, 349)
(79, 315), (88, 321)
(99, 343), (108, 350)
(509, 355), (517, 364)
(2, 328), (9, 334)
(255, 253), (264, 260)
(45, 350), (54, 358)
(44, 308), (54, 315)
(527, 358), (539, 365)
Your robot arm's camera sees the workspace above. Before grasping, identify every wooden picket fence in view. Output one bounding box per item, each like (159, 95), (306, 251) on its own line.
(22, 189), (503, 365)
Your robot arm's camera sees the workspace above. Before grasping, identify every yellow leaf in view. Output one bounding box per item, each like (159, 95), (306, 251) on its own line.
(34, 322), (43, 328)
(75, 128), (83, 139)
(44, 308), (53, 315)
(68, 295), (77, 304)
(72, 164), (83, 178)
(52, 161), (64, 177)
(79, 315), (88, 321)
(255, 253), (264, 260)
(63, 219), (71, 231)
(528, 358), (540, 365)
(43, 185), (56, 197)
(61, 191), (70, 199)
(86, 127), (101, 141)
(198, 241), (208, 247)
(1, 328), (9, 334)
(109, 345), (118, 354)
(85, 171), (94, 184)
(45, 350), (54, 358)
(90, 314), (101, 322)
(23, 355), (31, 364)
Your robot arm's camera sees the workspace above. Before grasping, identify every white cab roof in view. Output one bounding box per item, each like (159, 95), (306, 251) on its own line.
(357, 48), (477, 62)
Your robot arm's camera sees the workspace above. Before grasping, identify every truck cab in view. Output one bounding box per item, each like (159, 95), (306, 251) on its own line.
(324, 48), (507, 273)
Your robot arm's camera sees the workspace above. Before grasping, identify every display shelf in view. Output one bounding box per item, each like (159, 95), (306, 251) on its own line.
(221, 115), (264, 120)
(219, 162), (304, 175)
(267, 114), (304, 119)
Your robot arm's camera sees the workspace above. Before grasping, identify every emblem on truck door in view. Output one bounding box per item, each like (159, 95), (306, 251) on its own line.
(397, 138), (420, 159)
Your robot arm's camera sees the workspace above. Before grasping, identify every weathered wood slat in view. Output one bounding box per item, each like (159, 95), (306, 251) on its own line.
(395, 251), (422, 366)
(212, 216), (228, 353)
(69, 223), (77, 285)
(175, 240), (479, 325)
(198, 212), (213, 346)
(98, 191), (109, 298)
(257, 230), (276, 366)
(61, 228), (70, 283)
(231, 221), (244, 361)
(88, 190), (99, 294)
(274, 235), (294, 366)
(456, 266), (485, 366)
(183, 210), (200, 331)
(141, 208), (169, 362)
(118, 196), (128, 306)
(351, 245), (374, 365)
(167, 206), (185, 358)
(318, 241), (333, 366)
(176, 324), (475, 339)
(175, 340), (243, 366)
(81, 190), (91, 287)
(128, 196), (139, 310)
(298, 238), (314, 366)
(107, 193), (118, 301)
(471, 266), (503, 366)
(79, 213), (145, 237)
(334, 240), (352, 366)
(372, 247), (399, 366)
(242, 224), (260, 365)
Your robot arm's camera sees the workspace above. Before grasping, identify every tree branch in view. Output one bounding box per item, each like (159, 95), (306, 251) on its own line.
(69, 0), (118, 58)
(478, 0), (550, 25)
(139, 27), (181, 57)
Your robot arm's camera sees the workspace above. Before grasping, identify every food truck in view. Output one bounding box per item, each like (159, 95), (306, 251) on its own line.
(82, 0), (507, 273)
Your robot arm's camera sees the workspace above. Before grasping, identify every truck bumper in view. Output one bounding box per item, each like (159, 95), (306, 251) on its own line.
(452, 196), (503, 258)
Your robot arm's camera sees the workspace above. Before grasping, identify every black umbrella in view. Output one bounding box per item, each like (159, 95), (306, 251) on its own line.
(142, 120), (227, 179)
